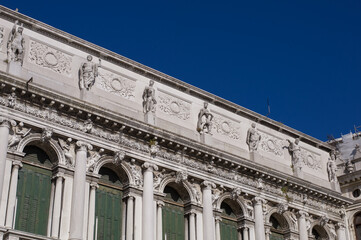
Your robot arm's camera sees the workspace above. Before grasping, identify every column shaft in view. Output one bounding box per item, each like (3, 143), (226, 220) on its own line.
(215, 218), (221, 240)
(87, 183), (98, 240)
(69, 142), (91, 240)
(51, 174), (64, 238)
(189, 212), (196, 240)
(253, 198), (265, 240)
(336, 223), (347, 240)
(157, 202), (163, 240)
(0, 120), (11, 205)
(127, 196), (135, 240)
(202, 181), (215, 240)
(5, 161), (21, 228)
(142, 163), (157, 240)
(297, 211), (308, 240)
(243, 227), (249, 240)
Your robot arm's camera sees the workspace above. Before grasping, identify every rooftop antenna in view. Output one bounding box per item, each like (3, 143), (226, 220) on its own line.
(327, 135), (335, 142)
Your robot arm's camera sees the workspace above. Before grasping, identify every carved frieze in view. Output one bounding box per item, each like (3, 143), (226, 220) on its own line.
(211, 113), (241, 140)
(28, 40), (72, 76)
(301, 149), (321, 170)
(157, 92), (190, 120)
(97, 69), (136, 100)
(0, 26), (4, 47)
(259, 132), (284, 157)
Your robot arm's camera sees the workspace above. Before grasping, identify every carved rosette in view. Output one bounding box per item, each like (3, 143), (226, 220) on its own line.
(98, 69), (136, 99)
(28, 40), (72, 76)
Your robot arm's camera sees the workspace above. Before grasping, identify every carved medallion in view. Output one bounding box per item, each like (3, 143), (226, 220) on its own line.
(98, 69), (135, 99)
(28, 40), (72, 75)
(158, 92), (190, 120)
(211, 114), (241, 140)
(259, 132), (284, 156)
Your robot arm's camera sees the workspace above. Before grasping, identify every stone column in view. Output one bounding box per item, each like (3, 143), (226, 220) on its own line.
(127, 196), (135, 240)
(5, 160), (22, 228)
(202, 181), (215, 240)
(87, 182), (98, 240)
(253, 197), (266, 240)
(265, 227), (270, 240)
(189, 210), (196, 240)
(142, 162), (158, 240)
(215, 216), (221, 240)
(0, 118), (14, 205)
(242, 227), (249, 240)
(297, 211), (308, 240)
(156, 201), (164, 240)
(336, 223), (347, 240)
(196, 211), (203, 240)
(51, 173), (65, 238)
(69, 141), (92, 240)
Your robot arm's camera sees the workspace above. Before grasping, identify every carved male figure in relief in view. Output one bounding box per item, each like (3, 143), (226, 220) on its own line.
(246, 123), (261, 151)
(287, 138), (302, 171)
(7, 20), (25, 65)
(79, 55), (101, 91)
(197, 102), (213, 134)
(142, 80), (157, 113)
(327, 151), (338, 182)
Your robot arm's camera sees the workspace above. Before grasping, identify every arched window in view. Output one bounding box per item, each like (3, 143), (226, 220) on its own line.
(163, 185), (185, 240)
(220, 201), (238, 240)
(355, 213), (361, 240)
(15, 145), (53, 236)
(95, 167), (123, 240)
(269, 214), (288, 240)
(311, 225), (328, 240)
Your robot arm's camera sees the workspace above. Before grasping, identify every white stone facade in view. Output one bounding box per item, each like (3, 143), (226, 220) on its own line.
(0, 5), (354, 240)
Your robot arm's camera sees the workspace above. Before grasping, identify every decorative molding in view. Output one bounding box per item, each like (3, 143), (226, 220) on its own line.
(0, 25), (4, 47)
(28, 40), (72, 76)
(98, 69), (136, 99)
(259, 131), (284, 157)
(157, 91), (190, 120)
(211, 113), (241, 140)
(301, 149), (321, 170)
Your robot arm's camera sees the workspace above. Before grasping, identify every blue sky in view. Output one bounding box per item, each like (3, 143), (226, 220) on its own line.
(2, 1), (361, 141)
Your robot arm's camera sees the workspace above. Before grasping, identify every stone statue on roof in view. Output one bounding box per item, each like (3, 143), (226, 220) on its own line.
(7, 20), (25, 65)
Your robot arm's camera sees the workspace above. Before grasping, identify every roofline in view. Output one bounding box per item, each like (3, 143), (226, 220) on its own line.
(0, 5), (333, 151)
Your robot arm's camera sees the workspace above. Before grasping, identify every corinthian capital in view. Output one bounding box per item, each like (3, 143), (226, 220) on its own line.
(297, 210), (309, 218)
(76, 141), (93, 152)
(335, 222), (345, 230)
(201, 180), (216, 190)
(252, 196), (267, 205)
(142, 162), (158, 172)
(0, 117), (16, 128)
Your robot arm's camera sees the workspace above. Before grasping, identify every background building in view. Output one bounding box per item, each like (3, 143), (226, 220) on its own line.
(0, 5), (356, 240)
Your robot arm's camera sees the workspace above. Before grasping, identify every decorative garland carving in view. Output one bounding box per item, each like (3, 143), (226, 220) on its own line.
(211, 114), (241, 140)
(259, 132), (284, 157)
(98, 69), (136, 99)
(158, 92), (190, 120)
(28, 40), (72, 76)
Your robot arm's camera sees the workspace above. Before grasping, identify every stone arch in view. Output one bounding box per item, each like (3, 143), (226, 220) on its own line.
(215, 192), (248, 217)
(93, 156), (132, 185)
(17, 133), (65, 165)
(158, 175), (195, 203)
(264, 208), (290, 230)
(310, 224), (330, 240)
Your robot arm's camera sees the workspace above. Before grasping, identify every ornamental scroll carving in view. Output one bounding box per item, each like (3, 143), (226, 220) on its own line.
(301, 149), (321, 170)
(158, 92), (190, 120)
(211, 114), (241, 140)
(259, 132), (284, 156)
(28, 40), (72, 76)
(98, 69), (135, 100)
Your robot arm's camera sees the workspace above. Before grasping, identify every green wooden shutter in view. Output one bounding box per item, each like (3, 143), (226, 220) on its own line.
(162, 203), (184, 240)
(220, 218), (238, 240)
(95, 185), (122, 240)
(270, 232), (285, 240)
(15, 163), (52, 236)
